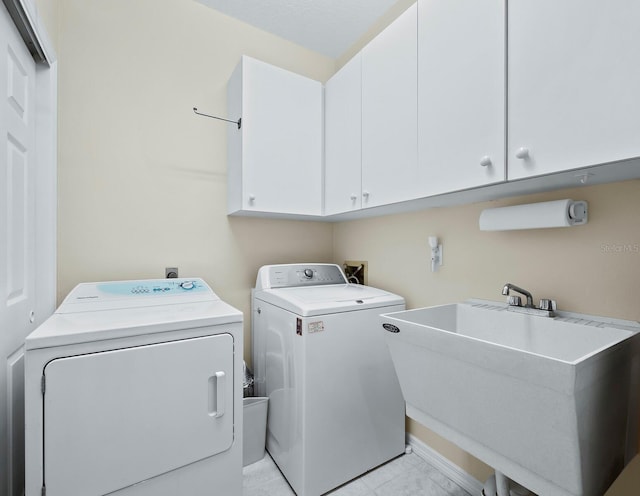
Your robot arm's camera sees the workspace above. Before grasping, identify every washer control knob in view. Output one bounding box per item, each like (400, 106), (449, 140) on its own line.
(303, 269), (314, 279)
(180, 281), (195, 290)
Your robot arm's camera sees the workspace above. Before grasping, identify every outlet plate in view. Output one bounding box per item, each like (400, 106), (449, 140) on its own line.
(343, 260), (368, 285)
(165, 267), (179, 278)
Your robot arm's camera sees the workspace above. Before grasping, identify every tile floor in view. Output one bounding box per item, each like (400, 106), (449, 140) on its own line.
(243, 451), (473, 496)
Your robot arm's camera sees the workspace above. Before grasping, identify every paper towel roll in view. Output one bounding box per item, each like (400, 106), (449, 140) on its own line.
(479, 199), (588, 231)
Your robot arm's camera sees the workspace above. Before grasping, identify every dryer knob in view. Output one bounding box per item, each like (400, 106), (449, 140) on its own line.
(180, 281), (195, 290)
(303, 269), (314, 279)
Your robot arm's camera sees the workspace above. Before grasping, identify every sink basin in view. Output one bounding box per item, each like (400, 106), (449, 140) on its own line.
(381, 299), (640, 496)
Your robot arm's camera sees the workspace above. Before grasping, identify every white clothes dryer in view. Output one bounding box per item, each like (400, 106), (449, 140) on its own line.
(24, 278), (243, 496)
(252, 264), (405, 496)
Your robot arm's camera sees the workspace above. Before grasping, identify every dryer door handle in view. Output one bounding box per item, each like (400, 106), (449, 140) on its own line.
(208, 371), (226, 418)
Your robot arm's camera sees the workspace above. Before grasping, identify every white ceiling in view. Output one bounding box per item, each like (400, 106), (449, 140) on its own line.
(196, 0), (401, 59)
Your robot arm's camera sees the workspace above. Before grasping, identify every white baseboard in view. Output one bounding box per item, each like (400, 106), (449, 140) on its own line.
(407, 433), (484, 495)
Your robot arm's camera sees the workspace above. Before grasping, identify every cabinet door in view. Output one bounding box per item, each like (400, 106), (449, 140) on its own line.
(237, 57), (323, 215)
(508, 0), (640, 180)
(362, 4), (418, 208)
(417, 0), (505, 196)
(325, 54), (362, 216)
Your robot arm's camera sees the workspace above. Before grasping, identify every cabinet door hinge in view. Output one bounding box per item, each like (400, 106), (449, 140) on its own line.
(41, 375), (46, 395)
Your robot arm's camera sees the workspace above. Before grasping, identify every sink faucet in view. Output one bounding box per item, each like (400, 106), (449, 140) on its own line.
(502, 283), (534, 308)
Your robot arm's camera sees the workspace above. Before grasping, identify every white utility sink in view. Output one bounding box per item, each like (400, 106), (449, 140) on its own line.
(381, 299), (640, 496)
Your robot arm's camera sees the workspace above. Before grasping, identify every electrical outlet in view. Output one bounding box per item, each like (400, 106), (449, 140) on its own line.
(343, 260), (368, 285)
(165, 267), (179, 278)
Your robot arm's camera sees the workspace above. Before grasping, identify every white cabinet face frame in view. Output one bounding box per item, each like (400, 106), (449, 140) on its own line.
(417, 0), (506, 196)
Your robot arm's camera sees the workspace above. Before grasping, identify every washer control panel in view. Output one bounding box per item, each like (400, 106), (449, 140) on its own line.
(259, 264), (347, 289)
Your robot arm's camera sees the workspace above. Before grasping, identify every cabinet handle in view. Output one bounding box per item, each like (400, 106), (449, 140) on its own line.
(350, 194), (358, 201)
(515, 147), (530, 160)
(362, 191), (370, 199)
(480, 156), (492, 167)
(248, 194), (256, 203)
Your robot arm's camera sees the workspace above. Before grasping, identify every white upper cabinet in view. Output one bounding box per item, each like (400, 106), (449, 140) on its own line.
(417, 0), (505, 196)
(508, 0), (640, 180)
(325, 54), (362, 216)
(225, 2), (640, 221)
(361, 4), (418, 208)
(227, 56), (323, 216)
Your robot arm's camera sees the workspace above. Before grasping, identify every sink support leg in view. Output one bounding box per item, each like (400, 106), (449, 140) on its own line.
(495, 471), (510, 496)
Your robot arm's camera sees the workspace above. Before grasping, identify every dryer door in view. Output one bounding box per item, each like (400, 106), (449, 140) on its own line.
(42, 333), (234, 496)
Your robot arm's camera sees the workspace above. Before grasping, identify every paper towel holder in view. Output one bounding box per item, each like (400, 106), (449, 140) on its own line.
(479, 199), (588, 231)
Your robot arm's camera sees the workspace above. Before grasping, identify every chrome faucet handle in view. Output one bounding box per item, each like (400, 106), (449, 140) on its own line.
(539, 299), (557, 312)
(508, 295), (522, 307)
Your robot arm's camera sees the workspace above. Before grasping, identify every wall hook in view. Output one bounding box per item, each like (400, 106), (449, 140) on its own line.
(193, 107), (241, 129)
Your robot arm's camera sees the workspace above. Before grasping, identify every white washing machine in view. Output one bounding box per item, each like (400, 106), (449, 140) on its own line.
(252, 264), (406, 496)
(24, 278), (243, 496)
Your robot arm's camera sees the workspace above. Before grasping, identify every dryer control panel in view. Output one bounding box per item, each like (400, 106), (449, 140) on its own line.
(256, 264), (347, 289)
(56, 278), (216, 313)
(96, 279), (208, 296)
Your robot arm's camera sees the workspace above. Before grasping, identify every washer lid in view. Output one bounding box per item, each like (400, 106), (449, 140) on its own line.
(254, 283), (404, 316)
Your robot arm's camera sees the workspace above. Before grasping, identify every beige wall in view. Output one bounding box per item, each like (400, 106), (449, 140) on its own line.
(333, 179), (640, 481)
(35, 0), (59, 52)
(55, 0), (335, 357)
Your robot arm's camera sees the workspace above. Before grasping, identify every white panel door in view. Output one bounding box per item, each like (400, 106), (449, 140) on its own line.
(417, 0), (505, 196)
(43, 334), (235, 496)
(325, 54), (362, 215)
(0, 4), (37, 496)
(508, 0), (640, 179)
(362, 4), (418, 208)
(242, 57), (323, 215)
